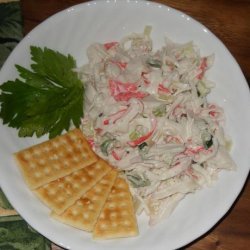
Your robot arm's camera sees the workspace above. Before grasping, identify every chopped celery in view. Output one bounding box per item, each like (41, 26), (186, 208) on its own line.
(201, 131), (213, 149)
(158, 94), (174, 103)
(127, 173), (150, 188)
(100, 138), (115, 156)
(182, 42), (195, 57)
(152, 104), (166, 117)
(138, 142), (148, 150)
(129, 130), (142, 141)
(129, 125), (144, 140)
(204, 137), (213, 149)
(144, 25), (152, 37)
(138, 142), (149, 159)
(146, 58), (162, 68)
(197, 80), (210, 97)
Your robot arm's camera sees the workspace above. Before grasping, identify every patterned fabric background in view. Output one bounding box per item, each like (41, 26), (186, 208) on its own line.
(0, 1), (64, 249)
(0, 0), (22, 68)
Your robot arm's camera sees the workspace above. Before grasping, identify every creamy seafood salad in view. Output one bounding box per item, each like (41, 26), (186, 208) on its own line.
(77, 27), (236, 225)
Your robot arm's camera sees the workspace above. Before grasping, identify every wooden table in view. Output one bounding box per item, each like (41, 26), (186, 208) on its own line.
(20, 0), (250, 249)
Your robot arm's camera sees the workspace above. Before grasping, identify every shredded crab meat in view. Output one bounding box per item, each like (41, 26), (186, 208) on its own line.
(78, 26), (236, 225)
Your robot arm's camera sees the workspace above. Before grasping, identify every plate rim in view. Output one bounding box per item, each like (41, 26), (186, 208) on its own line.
(0, 1), (249, 249)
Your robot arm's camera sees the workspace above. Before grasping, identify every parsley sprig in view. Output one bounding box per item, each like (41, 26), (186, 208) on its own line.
(0, 46), (84, 138)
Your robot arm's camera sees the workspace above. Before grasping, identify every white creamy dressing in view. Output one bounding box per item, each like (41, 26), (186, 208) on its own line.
(76, 27), (236, 225)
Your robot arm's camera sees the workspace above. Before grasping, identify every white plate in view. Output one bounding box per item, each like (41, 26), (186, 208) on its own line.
(0, 1), (249, 249)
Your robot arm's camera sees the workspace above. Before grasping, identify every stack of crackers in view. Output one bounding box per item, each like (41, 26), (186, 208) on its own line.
(14, 129), (138, 239)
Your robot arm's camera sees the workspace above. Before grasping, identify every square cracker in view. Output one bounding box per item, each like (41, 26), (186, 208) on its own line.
(93, 177), (138, 239)
(34, 159), (112, 214)
(14, 129), (98, 189)
(51, 169), (118, 231)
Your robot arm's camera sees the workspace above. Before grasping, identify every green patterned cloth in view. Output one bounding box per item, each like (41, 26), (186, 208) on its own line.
(0, 0), (23, 68)
(0, 189), (52, 249)
(0, 1), (63, 249)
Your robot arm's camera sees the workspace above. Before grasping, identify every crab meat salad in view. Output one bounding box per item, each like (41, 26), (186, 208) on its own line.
(77, 27), (236, 226)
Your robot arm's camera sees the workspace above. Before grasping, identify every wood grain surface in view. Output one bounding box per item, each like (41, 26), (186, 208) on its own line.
(20, 0), (250, 249)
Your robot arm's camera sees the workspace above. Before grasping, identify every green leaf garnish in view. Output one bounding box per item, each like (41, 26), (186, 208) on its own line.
(0, 46), (84, 138)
